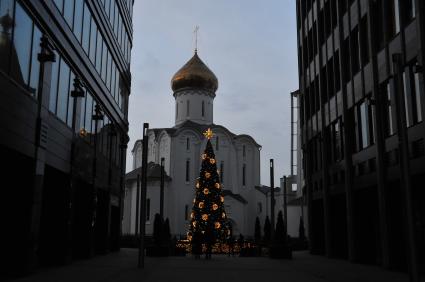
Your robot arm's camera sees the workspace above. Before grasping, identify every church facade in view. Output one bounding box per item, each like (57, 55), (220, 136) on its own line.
(123, 51), (267, 238)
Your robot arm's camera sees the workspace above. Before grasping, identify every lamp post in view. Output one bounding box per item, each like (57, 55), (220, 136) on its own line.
(270, 159), (275, 237)
(160, 157), (165, 219)
(138, 123), (149, 268)
(91, 104), (104, 253)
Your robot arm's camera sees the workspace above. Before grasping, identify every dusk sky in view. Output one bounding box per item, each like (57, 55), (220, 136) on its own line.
(127, 0), (299, 186)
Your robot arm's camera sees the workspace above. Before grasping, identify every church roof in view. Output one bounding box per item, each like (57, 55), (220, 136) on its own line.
(223, 190), (248, 204)
(171, 51), (218, 93)
(131, 121), (261, 154)
(126, 162), (172, 183)
(254, 185), (281, 195)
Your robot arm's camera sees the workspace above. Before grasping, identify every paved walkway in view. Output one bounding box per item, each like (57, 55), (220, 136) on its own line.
(14, 249), (416, 282)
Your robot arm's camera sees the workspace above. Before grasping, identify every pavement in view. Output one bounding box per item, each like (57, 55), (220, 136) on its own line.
(12, 249), (416, 282)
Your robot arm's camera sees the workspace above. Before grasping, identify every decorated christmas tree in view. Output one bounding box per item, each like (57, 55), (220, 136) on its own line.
(188, 128), (229, 251)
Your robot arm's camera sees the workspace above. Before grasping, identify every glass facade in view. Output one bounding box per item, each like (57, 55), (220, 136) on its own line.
(1, 1), (42, 97)
(53, 0), (128, 111)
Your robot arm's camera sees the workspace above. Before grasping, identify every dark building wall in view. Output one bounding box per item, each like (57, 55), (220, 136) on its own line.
(0, 0), (133, 277)
(296, 0), (425, 274)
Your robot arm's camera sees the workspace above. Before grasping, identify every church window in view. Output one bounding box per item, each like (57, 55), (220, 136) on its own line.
(243, 145), (246, 157)
(186, 159), (190, 182)
(202, 101), (205, 117)
(220, 161), (224, 182)
(186, 100), (190, 117)
(146, 198), (151, 221)
(186, 137), (190, 150)
(216, 136), (219, 150)
(242, 164), (246, 186)
(184, 204), (189, 220)
(257, 202), (262, 213)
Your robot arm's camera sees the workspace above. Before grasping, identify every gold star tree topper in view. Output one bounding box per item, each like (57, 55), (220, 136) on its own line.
(203, 128), (214, 140)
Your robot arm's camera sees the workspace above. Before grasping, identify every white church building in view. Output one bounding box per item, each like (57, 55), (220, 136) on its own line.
(122, 51), (271, 238)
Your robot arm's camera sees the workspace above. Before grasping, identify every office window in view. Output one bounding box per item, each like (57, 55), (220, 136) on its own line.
(403, 72), (411, 127)
(53, 0), (64, 13)
(67, 72), (75, 127)
(381, 82), (395, 137)
(82, 3), (90, 53)
(49, 52), (60, 113)
(242, 163), (246, 186)
(12, 3), (32, 87)
(413, 67), (423, 123)
(360, 17), (369, 66)
(95, 33), (102, 73)
(57, 59), (71, 122)
(64, 0), (74, 28)
(29, 26), (42, 97)
(73, 0), (83, 42)
(85, 92), (93, 133)
(146, 198), (150, 221)
(185, 159), (190, 182)
(89, 17), (97, 63)
(358, 101), (374, 150)
(101, 43), (108, 81)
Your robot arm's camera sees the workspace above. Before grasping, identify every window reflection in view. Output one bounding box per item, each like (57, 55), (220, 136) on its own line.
(29, 26), (41, 95)
(12, 3), (32, 86)
(57, 59), (70, 122)
(0, 0), (14, 74)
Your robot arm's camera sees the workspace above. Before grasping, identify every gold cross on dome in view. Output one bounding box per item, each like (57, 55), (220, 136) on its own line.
(203, 128), (214, 140)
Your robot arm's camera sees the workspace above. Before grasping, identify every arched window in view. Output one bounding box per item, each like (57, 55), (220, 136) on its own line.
(146, 198), (151, 221)
(186, 137), (190, 150)
(184, 204), (189, 220)
(202, 101), (205, 117)
(186, 100), (190, 117)
(216, 136), (219, 150)
(186, 158), (190, 182)
(242, 163), (246, 186)
(220, 161), (224, 182)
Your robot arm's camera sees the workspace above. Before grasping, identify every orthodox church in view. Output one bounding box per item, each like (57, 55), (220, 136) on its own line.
(122, 51), (268, 238)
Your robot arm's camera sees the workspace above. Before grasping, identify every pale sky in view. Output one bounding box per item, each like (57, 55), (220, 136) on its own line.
(127, 0), (299, 186)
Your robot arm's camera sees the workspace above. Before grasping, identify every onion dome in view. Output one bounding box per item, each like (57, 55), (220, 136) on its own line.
(171, 51), (218, 93)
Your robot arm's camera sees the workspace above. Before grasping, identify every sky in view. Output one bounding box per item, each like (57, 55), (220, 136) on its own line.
(127, 0), (299, 186)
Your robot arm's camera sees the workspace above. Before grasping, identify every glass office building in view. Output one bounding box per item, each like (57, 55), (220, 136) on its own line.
(296, 0), (424, 275)
(0, 0), (133, 276)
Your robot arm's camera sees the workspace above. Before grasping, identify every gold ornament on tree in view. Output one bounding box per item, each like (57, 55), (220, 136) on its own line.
(215, 183), (220, 189)
(192, 221), (197, 227)
(212, 203), (218, 210)
(222, 212), (226, 218)
(198, 202), (204, 209)
(209, 158), (216, 164)
(215, 222), (221, 229)
(220, 196), (224, 202)
(201, 153), (207, 160)
(202, 214), (209, 221)
(205, 172), (211, 179)
(196, 182), (200, 189)
(203, 188), (209, 195)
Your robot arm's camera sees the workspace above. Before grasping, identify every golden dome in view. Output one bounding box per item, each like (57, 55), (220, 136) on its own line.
(171, 51), (218, 92)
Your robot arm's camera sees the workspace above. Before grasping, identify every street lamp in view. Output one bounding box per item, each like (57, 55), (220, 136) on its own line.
(91, 104), (104, 228)
(160, 157), (165, 219)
